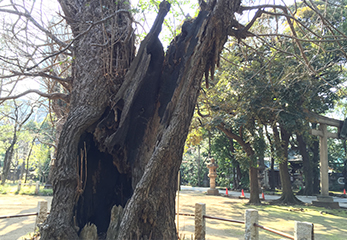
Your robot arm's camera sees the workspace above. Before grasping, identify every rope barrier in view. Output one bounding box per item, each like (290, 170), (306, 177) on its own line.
(177, 213), (195, 217)
(0, 212), (38, 219)
(203, 215), (245, 224)
(0, 211), (295, 239)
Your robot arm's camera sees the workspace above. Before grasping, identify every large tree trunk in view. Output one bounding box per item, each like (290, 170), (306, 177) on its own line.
(41, 0), (240, 239)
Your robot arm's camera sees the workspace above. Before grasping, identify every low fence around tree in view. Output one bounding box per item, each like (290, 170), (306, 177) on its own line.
(16, 180), (41, 194)
(0, 201), (48, 231)
(0, 200), (314, 240)
(178, 203), (314, 240)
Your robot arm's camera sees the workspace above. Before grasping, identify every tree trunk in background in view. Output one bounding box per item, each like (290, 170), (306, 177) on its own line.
(297, 134), (313, 195)
(265, 127), (276, 190)
(249, 166), (260, 203)
(41, 0), (241, 239)
(270, 157), (275, 190)
(343, 140), (347, 191)
(197, 145), (201, 186)
(236, 162), (242, 189)
(228, 137), (240, 190)
(272, 126), (301, 204)
(1, 127), (17, 185)
(218, 125), (260, 204)
(24, 138), (36, 183)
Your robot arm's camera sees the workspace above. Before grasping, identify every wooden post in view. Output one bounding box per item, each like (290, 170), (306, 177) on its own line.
(35, 181), (40, 195)
(194, 203), (206, 240)
(245, 209), (259, 240)
(35, 201), (48, 230)
(294, 221), (314, 240)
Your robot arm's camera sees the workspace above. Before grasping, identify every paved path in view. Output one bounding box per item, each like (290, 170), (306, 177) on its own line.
(181, 186), (347, 208)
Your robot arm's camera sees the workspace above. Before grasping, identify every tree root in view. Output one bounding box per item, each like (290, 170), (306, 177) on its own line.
(270, 194), (303, 205)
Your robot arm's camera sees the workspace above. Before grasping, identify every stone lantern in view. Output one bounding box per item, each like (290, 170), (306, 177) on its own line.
(207, 158), (219, 195)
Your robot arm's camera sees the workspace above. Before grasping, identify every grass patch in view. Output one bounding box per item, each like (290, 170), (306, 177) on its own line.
(0, 182), (52, 196)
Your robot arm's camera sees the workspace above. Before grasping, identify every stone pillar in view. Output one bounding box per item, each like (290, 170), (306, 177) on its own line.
(17, 180), (21, 192)
(194, 203), (206, 240)
(312, 123), (339, 208)
(35, 201), (48, 230)
(319, 123), (329, 197)
(206, 158), (219, 195)
(35, 181), (40, 195)
(294, 221), (313, 240)
(245, 209), (259, 240)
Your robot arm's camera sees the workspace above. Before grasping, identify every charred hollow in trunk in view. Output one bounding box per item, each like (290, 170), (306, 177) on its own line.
(75, 132), (133, 235)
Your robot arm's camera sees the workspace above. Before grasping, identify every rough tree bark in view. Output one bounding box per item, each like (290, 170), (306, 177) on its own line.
(41, 0), (242, 239)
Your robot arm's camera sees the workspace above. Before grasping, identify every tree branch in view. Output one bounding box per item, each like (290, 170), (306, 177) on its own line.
(2, 71), (71, 83)
(0, 90), (70, 102)
(0, 8), (68, 48)
(26, 8), (132, 71)
(217, 123), (255, 156)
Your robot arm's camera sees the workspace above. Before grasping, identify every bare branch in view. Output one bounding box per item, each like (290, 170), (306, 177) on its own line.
(2, 71), (72, 83)
(26, 8), (132, 71)
(0, 8), (68, 48)
(0, 89), (70, 102)
(37, 138), (57, 150)
(255, 33), (347, 43)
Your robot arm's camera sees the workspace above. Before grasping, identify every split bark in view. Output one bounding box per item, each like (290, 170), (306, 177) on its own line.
(41, 0), (242, 239)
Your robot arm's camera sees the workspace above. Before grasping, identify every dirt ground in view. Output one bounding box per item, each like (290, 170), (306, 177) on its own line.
(177, 190), (347, 240)
(0, 195), (52, 240)
(1, 191), (346, 240)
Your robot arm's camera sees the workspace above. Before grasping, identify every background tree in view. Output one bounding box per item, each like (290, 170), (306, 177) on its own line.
(0, 100), (33, 185)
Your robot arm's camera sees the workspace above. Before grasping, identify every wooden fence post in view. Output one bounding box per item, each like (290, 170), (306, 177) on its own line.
(35, 181), (40, 195)
(35, 201), (48, 230)
(294, 221), (314, 240)
(195, 203), (206, 240)
(17, 180), (21, 192)
(245, 209), (259, 240)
